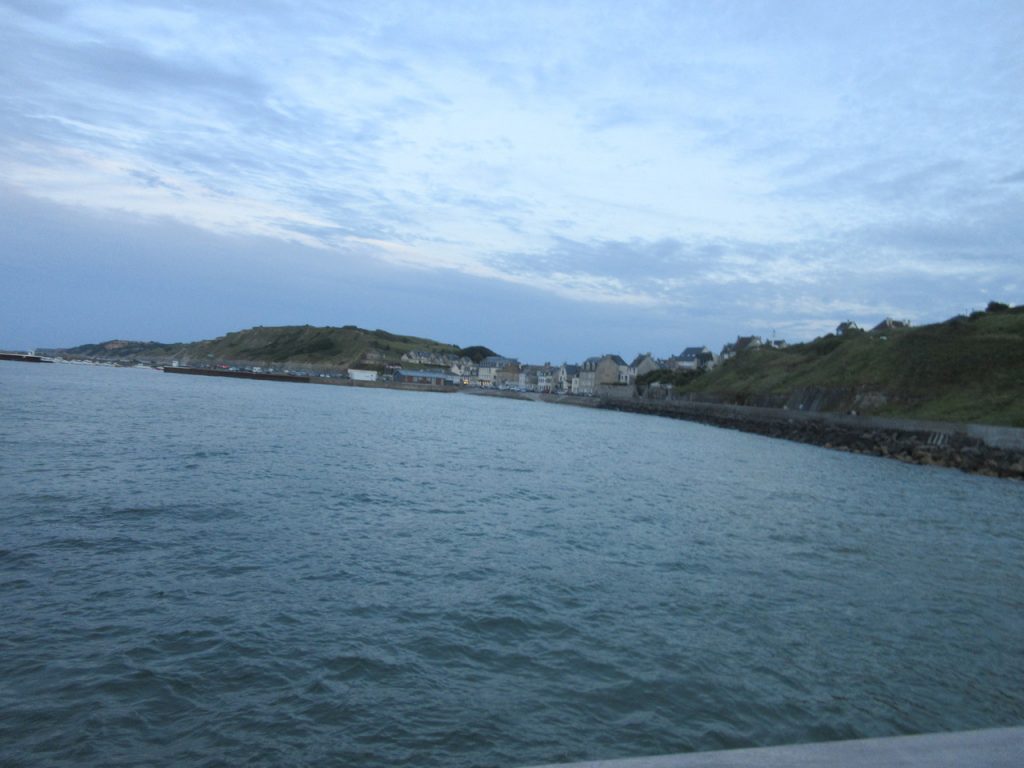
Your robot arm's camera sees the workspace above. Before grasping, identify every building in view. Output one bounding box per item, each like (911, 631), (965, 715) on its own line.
(476, 355), (517, 387)
(578, 354), (630, 394)
(630, 353), (661, 379)
(557, 364), (580, 393)
(871, 318), (911, 333)
(677, 346), (714, 370)
(348, 369), (378, 382)
(535, 365), (557, 393)
(394, 369), (459, 386)
(720, 336), (763, 360)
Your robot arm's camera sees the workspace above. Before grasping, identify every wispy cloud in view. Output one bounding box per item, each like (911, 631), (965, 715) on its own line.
(2, 0), (1023, 355)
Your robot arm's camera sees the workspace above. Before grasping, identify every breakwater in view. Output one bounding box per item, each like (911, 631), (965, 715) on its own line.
(162, 366), (310, 383)
(600, 397), (1024, 479)
(313, 378), (458, 393)
(0, 353), (53, 363)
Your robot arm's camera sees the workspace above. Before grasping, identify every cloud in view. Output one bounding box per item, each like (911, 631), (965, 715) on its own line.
(3, 1), (1023, 359)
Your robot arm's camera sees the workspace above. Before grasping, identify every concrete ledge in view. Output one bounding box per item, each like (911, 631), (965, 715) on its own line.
(522, 727), (1024, 768)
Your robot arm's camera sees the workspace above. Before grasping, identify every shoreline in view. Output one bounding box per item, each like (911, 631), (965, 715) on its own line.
(29, 361), (1024, 479)
(599, 397), (1024, 480)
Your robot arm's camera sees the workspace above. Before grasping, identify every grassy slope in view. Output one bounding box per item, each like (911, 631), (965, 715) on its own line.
(188, 325), (465, 367)
(683, 307), (1024, 426)
(64, 325), (471, 368)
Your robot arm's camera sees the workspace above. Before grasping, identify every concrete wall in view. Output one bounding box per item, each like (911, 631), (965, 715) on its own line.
(595, 384), (636, 401)
(521, 726), (1024, 768)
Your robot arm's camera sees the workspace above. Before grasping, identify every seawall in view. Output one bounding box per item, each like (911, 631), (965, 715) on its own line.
(600, 396), (1024, 480)
(163, 366), (309, 383)
(312, 378), (458, 393)
(0, 353), (53, 363)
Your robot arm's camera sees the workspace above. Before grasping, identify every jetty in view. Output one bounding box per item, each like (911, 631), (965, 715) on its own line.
(0, 352), (53, 363)
(162, 366), (309, 383)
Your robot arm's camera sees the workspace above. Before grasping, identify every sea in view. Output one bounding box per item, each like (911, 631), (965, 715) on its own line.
(2, 362), (1022, 767)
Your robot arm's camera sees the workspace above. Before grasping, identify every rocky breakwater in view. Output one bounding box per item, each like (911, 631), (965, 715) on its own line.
(601, 397), (1024, 480)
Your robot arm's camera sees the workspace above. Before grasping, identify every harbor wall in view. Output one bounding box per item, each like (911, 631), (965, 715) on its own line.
(600, 395), (1024, 479)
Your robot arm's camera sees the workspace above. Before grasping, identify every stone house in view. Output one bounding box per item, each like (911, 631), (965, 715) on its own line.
(476, 355), (517, 387)
(579, 355), (630, 394)
(630, 353), (661, 379)
(558, 364), (580, 393)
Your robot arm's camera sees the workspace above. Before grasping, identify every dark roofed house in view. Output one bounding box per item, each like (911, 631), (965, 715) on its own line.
(578, 354), (630, 393)
(678, 346), (714, 370)
(558, 363), (580, 393)
(734, 336), (762, 352)
(478, 355), (516, 368)
(476, 355), (518, 387)
(871, 318), (911, 333)
(720, 336), (762, 360)
(630, 353), (661, 378)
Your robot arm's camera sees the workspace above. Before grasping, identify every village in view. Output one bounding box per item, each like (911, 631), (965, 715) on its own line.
(358, 335), (777, 392)
(363, 317), (916, 392)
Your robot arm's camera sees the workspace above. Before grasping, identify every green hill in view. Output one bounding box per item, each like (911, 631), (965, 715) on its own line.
(61, 325), (494, 370)
(669, 303), (1024, 427)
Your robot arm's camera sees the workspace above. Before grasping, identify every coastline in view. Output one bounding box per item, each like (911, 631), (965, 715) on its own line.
(456, 386), (1024, 479)
(599, 396), (1024, 480)
(28, 361), (1024, 479)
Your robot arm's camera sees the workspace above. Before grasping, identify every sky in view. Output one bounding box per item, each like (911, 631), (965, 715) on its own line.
(2, 0), (1022, 362)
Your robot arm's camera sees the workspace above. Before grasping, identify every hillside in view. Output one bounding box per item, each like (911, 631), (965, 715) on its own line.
(673, 304), (1024, 427)
(60, 325), (496, 370)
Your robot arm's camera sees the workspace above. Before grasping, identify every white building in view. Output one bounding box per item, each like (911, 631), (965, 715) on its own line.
(348, 369), (378, 382)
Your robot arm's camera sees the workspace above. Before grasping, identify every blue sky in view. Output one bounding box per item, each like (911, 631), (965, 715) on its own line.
(2, 0), (1022, 361)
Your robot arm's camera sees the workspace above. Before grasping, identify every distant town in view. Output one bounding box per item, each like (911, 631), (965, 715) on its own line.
(10, 316), (916, 397)
(373, 317), (913, 393)
(6, 306), (1024, 477)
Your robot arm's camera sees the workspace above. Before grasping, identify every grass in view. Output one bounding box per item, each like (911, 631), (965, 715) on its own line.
(66, 325), (476, 369)
(680, 306), (1024, 426)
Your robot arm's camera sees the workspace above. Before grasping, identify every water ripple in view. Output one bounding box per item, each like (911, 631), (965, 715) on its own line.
(1, 363), (1023, 767)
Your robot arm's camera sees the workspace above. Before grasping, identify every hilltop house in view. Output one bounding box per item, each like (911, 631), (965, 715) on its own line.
(871, 318), (911, 333)
(720, 336), (763, 360)
(677, 346), (715, 370)
(401, 349), (472, 367)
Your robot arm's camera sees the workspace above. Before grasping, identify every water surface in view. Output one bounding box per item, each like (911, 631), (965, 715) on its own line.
(2, 362), (1022, 766)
